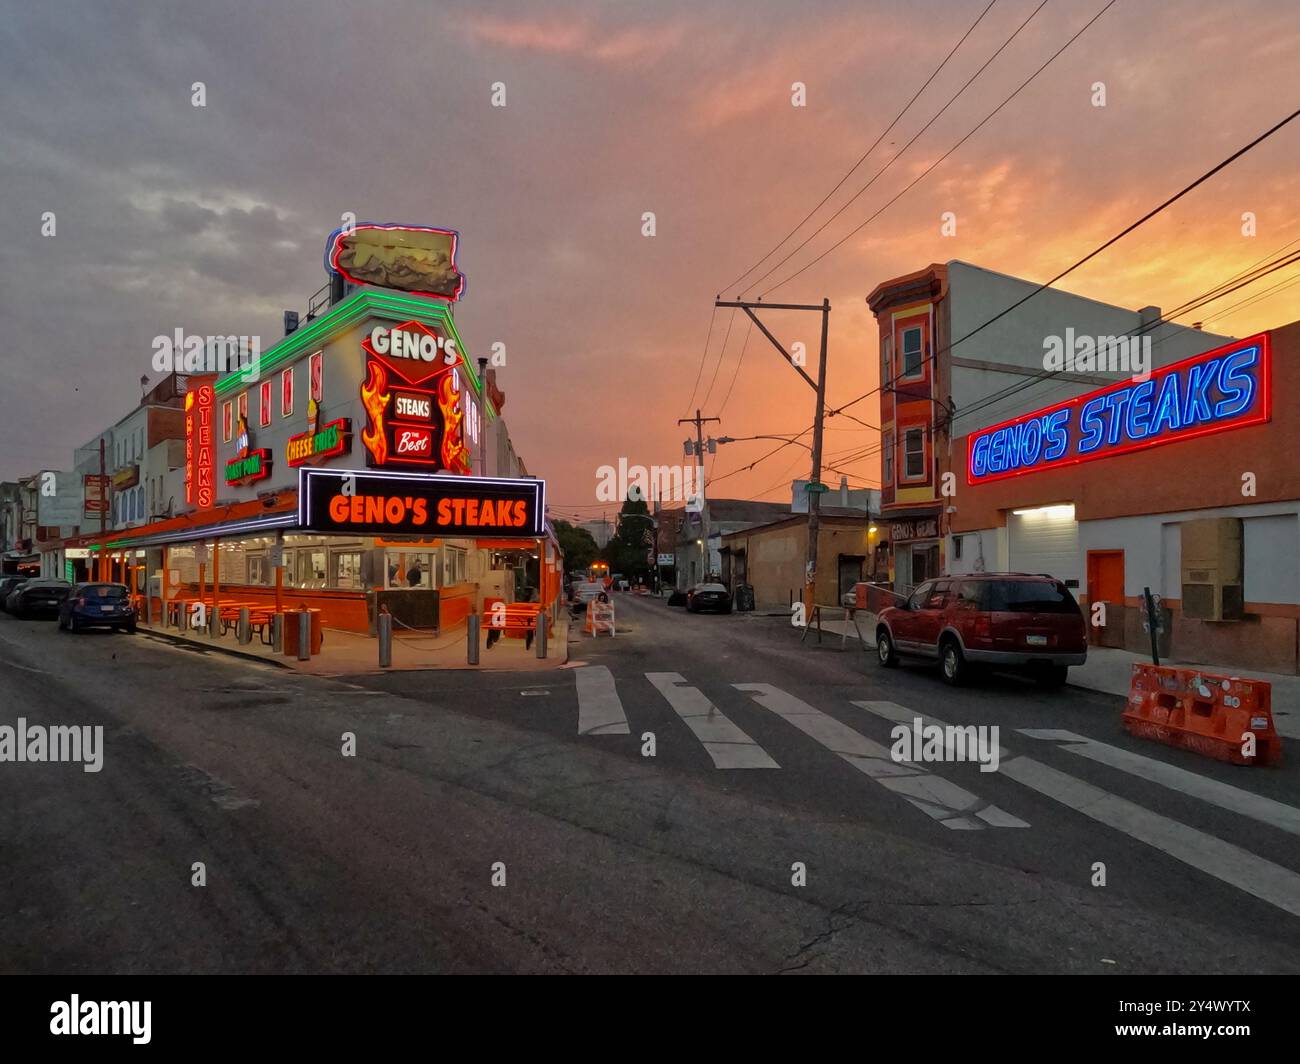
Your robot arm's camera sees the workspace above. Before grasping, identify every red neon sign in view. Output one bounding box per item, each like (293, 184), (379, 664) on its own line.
(185, 376), (217, 510)
(967, 334), (1272, 485)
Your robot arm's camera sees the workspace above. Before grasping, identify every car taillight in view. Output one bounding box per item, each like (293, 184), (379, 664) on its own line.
(75, 596), (87, 607)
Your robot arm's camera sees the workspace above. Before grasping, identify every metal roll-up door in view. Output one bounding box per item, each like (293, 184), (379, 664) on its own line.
(1007, 506), (1080, 587)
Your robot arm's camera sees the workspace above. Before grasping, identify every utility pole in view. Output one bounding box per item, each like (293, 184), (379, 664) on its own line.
(678, 408), (719, 584)
(715, 297), (830, 616)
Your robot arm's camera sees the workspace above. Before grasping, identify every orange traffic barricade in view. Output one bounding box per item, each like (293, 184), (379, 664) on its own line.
(1122, 662), (1281, 766)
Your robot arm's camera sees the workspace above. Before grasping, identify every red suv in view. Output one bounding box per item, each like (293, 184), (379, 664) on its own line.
(875, 573), (1087, 687)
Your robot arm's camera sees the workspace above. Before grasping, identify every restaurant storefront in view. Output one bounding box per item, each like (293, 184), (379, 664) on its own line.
(950, 325), (1300, 674)
(64, 224), (563, 656)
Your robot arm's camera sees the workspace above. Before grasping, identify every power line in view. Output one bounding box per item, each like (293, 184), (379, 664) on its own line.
(742, 0), (1053, 298)
(681, 303), (718, 417)
(828, 103), (1300, 422)
(714, 317), (754, 417)
(758, 0), (1119, 298)
(721, 0), (1001, 295)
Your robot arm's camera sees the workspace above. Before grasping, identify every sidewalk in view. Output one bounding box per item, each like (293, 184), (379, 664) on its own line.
(803, 609), (1299, 740)
(138, 614), (570, 676)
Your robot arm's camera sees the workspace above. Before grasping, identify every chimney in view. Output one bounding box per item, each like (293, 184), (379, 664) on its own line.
(1138, 306), (1161, 335)
(840, 475), (849, 508)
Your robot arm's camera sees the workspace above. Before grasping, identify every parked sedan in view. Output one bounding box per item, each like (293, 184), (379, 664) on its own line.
(6, 578), (73, 619)
(875, 573), (1087, 687)
(686, 582), (733, 614)
(0, 575), (31, 612)
(58, 582), (138, 633)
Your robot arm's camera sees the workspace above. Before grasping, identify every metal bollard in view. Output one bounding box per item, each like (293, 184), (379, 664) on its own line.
(297, 607), (311, 661)
(271, 613), (283, 654)
(238, 607), (251, 645)
(467, 613), (480, 665)
(378, 609), (392, 668)
(535, 610), (547, 659)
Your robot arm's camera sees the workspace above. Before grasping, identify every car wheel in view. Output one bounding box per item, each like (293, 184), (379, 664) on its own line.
(1034, 664), (1068, 688)
(876, 628), (899, 667)
(939, 639), (967, 686)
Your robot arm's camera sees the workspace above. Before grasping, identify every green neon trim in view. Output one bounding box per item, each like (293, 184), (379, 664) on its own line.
(213, 289), (492, 413)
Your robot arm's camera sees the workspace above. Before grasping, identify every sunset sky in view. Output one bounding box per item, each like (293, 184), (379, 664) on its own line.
(2, 0), (1297, 520)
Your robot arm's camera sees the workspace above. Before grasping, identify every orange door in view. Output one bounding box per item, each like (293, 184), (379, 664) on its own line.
(1086, 551), (1125, 646)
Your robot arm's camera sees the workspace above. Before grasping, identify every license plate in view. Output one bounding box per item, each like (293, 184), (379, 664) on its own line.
(1025, 634), (1048, 646)
(99, 605), (115, 613)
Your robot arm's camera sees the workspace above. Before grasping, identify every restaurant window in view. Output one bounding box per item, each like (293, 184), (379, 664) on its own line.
(331, 550), (362, 589)
(259, 379), (272, 427)
(443, 546), (467, 587)
(247, 553), (269, 585)
(904, 428), (925, 479)
(387, 551), (435, 589)
(222, 399), (233, 442)
(281, 367), (294, 418)
(295, 548), (327, 588)
(900, 326), (923, 380)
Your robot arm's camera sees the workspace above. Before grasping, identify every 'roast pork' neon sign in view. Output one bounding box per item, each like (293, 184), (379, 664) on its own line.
(967, 334), (1270, 485)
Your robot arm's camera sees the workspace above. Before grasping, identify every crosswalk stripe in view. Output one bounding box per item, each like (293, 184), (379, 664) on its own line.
(740, 685), (1027, 830)
(575, 666), (629, 735)
(854, 703), (1300, 918)
(646, 673), (778, 769)
(1019, 729), (1300, 838)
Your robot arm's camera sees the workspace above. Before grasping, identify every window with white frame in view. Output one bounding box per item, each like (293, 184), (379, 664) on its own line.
(883, 432), (895, 485)
(900, 326), (923, 379)
(443, 546), (467, 587)
(904, 428), (925, 479)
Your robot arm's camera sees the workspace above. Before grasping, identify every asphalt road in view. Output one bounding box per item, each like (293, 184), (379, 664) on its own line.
(3, 593), (1299, 974)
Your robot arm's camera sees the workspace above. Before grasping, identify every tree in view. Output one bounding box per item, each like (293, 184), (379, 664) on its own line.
(602, 495), (654, 581)
(552, 519), (599, 573)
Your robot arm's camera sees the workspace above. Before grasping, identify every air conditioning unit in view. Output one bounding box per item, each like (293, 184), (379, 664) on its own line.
(1180, 517), (1243, 621)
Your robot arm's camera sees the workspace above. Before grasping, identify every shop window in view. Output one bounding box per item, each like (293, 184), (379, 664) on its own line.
(247, 553), (269, 585)
(901, 326), (923, 379)
(904, 428), (925, 479)
(443, 547), (467, 587)
(387, 552), (434, 589)
(295, 548), (326, 588)
(331, 550), (362, 589)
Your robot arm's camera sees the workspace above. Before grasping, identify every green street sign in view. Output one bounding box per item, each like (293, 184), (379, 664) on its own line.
(805, 482), (830, 494)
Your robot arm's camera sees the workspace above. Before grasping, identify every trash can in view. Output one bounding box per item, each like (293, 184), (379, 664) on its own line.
(735, 584), (755, 612)
(282, 608), (323, 657)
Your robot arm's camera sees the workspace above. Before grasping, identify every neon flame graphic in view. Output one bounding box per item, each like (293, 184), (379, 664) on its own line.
(438, 372), (473, 475)
(361, 360), (391, 465)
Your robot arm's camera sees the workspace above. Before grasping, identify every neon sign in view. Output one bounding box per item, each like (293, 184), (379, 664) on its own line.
(225, 450), (271, 485)
(359, 319), (473, 474)
(287, 417), (352, 467)
(967, 335), (1271, 485)
(185, 376), (217, 509)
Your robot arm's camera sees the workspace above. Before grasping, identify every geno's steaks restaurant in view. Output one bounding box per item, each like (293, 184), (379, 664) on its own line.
(68, 224), (562, 651)
(949, 322), (1300, 674)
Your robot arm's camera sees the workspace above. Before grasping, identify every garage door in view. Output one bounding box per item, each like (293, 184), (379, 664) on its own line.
(1008, 505), (1080, 587)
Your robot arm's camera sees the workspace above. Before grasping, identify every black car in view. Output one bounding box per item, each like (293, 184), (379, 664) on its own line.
(686, 582), (733, 614)
(6, 578), (73, 619)
(0, 575), (31, 612)
(59, 582), (138, 633)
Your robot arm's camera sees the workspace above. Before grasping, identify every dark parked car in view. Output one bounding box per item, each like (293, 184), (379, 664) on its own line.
(6, 578), (73, 619)
(59, 582), (138, 633)
(0, 575), (31, 612)
(686, 582), (733, 614)
(875, 573), (1087, 687)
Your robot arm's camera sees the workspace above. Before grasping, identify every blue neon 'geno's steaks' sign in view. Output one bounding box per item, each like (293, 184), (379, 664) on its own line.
(966, 334), (1271, 485)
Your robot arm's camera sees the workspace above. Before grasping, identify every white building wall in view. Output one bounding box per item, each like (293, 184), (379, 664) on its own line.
(944, 261), (1233, 436)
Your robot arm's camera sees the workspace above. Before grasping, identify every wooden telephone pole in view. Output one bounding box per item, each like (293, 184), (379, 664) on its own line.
(678, 408), (720, 582)
(714, 298), (830, 615)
